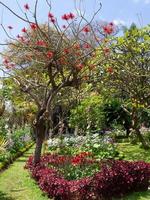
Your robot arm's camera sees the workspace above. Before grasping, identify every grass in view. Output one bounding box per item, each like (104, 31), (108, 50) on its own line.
(0, 146), (49, 200)
(117, 142), (150, 162)
(114, 142), (150, 200)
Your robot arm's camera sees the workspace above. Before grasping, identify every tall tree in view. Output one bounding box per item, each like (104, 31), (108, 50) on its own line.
(99, 26), (150, 148)
(0, 1), (116, 162)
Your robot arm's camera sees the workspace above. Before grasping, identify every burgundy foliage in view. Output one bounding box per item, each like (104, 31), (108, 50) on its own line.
(25, 155), (150, 200)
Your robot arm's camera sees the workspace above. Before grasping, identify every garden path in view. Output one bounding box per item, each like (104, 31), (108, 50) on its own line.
(0, 146), (49, 200)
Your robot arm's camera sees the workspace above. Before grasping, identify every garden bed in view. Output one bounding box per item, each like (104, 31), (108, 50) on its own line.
(0, 142), (34, 171)
(26, 153), (150, 200)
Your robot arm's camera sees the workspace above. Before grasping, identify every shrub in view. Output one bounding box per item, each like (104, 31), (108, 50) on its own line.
(69, 95), (106, 133)
(25, 155), (150, 200)
(48, 134), (118, 160)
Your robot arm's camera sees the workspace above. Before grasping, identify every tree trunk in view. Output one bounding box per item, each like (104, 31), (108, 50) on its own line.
(135, 128), (149, 149)
(132, 106), (149, 149)
(33, 108), (47, 163)
(34, 136), (44, 163)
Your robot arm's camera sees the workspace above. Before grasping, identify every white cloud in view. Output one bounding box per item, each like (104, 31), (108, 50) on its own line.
(113, 19), (126, 26)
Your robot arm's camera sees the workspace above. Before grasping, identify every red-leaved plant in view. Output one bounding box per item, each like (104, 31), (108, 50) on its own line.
(25, 155), (150, 200)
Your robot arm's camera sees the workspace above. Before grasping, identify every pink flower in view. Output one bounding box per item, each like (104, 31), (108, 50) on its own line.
(24, 3), (29, 10)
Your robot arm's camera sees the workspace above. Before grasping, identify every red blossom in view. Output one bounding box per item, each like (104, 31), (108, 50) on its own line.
(82, 26), (91, 33)
(71, 157), (82, 165)
(50, 18), (56, 23)
(48, 12), (56, 23)
(22, 27), (27, 33)
(36, 40), (47, 47)
(69, 12), (75, 19)
(19, 36), (25, 43)
(61, 14), (70, 21)
(3, 58), (9, 65)
(64, 48), (70, 54)
(47, 51), (54, 59)
(62, 13), (75, 20)
(9, 63), (15, 67)
(30, 23), (37, 30)
(48, 12), (54, 19)
(24, 3), (29, 10)
(103, 25), (114, 35)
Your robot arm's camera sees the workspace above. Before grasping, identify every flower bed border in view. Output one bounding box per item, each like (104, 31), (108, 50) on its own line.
(0, 142), (34, 172)
(26, 154), (150, 200)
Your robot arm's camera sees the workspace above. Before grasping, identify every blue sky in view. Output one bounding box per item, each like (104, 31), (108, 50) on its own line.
(0, 0), (149, 39)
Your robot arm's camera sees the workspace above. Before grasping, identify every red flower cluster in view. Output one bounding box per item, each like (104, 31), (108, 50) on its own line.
(82, 26), (91, 33)
(62, 13), (75, 20)
(22, 27), (27, 33)
(25, 156), (150, 200)
(71, 152), (92, 165)
(24, 3), (29, 11)
(102, 23), (114, 35)
(3, 58), (15, 69)
(30, 23), (37, 30)
(36, 40), (47, 47)
(48, 12), (56, 23)
(47, 51), (53, 59)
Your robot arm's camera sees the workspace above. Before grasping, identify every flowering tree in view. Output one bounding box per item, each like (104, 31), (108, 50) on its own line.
(0, 0), (116, 163)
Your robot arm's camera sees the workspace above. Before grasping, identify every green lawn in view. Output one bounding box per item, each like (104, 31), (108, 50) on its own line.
(0, 146), (49, 200)
(114, 142), (150, 200)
